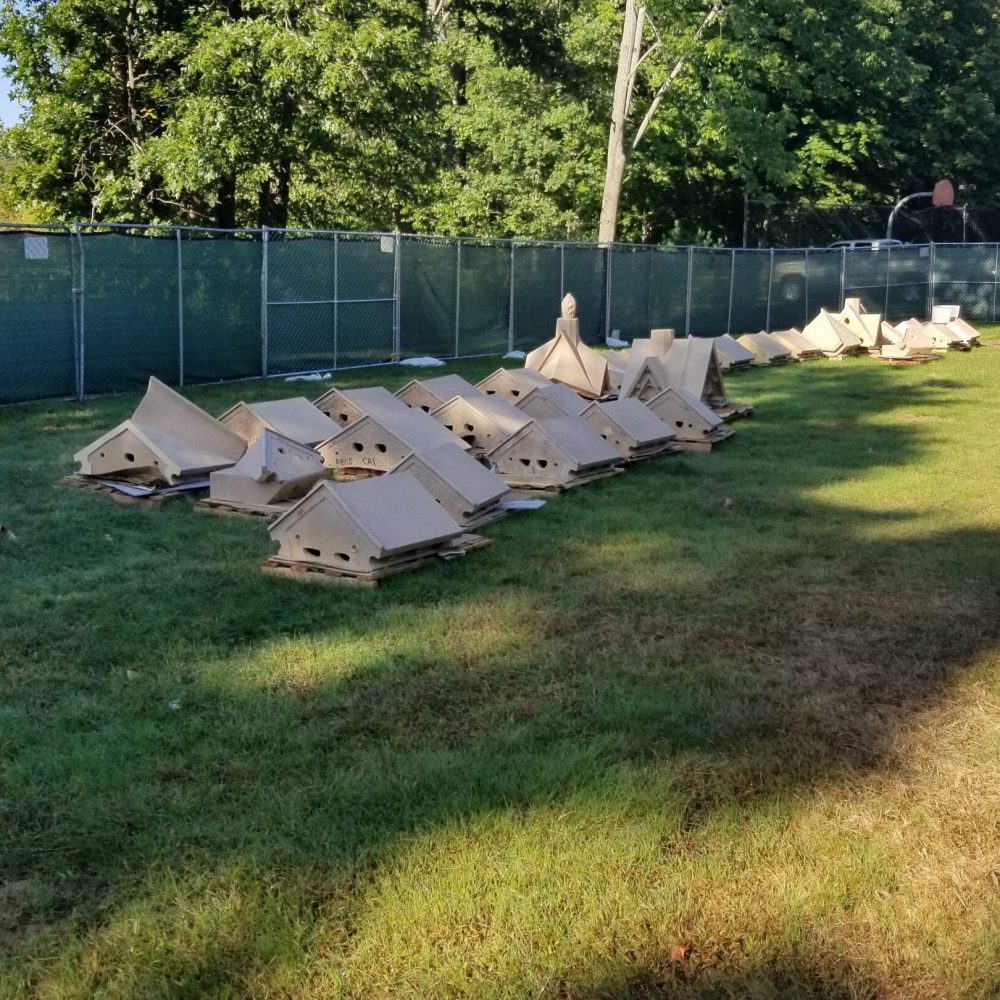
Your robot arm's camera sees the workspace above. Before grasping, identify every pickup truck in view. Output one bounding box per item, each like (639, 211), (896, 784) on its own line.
(773, 239), (930, 305)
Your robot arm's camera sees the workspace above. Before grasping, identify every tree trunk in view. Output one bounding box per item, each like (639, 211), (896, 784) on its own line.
(598, 0), (644, 245)
(598, 1), (725, 244)
(258, 158), (291, 228)
(215, 172), (237, 229)
(451, 6), (468, 171)
(599, 141), (629, 246)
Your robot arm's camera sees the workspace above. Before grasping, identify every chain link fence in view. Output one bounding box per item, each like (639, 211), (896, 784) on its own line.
(1, 223), (998, 404)
(745, 200), (1000, 247)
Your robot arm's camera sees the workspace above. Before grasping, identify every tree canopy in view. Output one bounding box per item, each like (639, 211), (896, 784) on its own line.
(0, 0), (997, 241)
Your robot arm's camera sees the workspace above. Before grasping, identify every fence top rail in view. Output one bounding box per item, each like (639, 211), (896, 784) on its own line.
(266, 226), (396, 239)
(77, 221), (265, 234)
(400, 234), (605, 249)
(0, 222), (73, 233)
(0, 217), (988, 255)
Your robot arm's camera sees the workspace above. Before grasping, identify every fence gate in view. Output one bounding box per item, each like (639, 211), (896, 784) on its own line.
(263, 229), (399, 376)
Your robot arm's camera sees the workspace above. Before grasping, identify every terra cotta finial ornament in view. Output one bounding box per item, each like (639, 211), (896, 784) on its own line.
(561, 293), (577, 320)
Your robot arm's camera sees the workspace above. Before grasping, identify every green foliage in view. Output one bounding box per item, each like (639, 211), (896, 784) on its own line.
(412, 30), (606, 238)
(0, 0), (998, 237)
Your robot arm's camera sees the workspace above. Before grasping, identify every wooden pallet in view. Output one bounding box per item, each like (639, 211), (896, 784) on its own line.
(675, 432), (733, 454)
(262, 534), (492, 587)
(56, 474), (205, 508)
(262, 554), (435, 588)
(716, 403), (754, 421)
(440, 533), (493, 558)
(871, 354), (940, 366)
(329, 467), (386, 482)
(194, 497), (290, 521)
(461, 506), (510, 531)
(499, 466), (623, 493)
(625, 443), (683, 463)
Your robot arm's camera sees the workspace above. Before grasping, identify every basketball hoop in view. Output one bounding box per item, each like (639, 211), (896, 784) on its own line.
(888, 180), (957, 239)
(932, 179), (955, 208)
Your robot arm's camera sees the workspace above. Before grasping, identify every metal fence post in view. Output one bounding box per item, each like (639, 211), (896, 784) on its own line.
(454, 237), (462, 358)
(684, 246), (693, 337)
(604, 244), (613, 341)
(74, 222), (86, 398)
(884, 243), (891, 317)
(928, 242), (936, 319)
(176, 228), (184, 386)
(993, 244), (999, 323)
(333, 234), (339, 369)
(765, 248), (774, 331)
(726, 248), (736, 334)
(508, 241), (515, 353)
(803, 248), (810, 326)
(559, 242), (565, 299)
(68, 225), (81, 400)
(839, 246), (846, 307)
(392, 233), (401, 361)
(647, 245), (654, 334)
(260, 226), (269, 376)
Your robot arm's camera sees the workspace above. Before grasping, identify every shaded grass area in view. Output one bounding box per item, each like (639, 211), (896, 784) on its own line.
(2, 338), (1000, 998)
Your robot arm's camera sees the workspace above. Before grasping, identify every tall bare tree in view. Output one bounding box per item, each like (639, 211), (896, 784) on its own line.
(598, 0), (725, 244)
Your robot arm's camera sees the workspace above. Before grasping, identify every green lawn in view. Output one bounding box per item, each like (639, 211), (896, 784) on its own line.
(3, 337), (1000, 999)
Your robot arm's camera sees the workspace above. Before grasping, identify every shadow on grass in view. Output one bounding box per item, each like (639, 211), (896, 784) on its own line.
(2, 357), (999, 995)
(571, 953), (882, 1000)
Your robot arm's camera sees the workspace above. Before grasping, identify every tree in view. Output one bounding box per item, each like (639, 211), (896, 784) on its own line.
(883, 0), (1000, 207)
(2, 0), (997, 239)
(142, 0), (440, 229)
(596, 0), (939, 243)
(598, 0), (724, 243)
(414, 11), (606, 237)
(411, 0), (604, 237)
(0, 0), (442, 228)
(0, 0), (189, 220)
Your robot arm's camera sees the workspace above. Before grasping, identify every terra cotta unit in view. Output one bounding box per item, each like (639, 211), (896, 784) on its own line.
(579, 398), (679, 461)
(737, 332), (794, 366)
(485, 415), (622, 489)
(511, 381), (587, 419)
(395, 374), (482, 413)
(75, 376), (246, 483)
(800, 310), (865, 357)
(768, 329), (825, 360)
(316, 413), (465, 474)
(920, 321), (968, 350)
(711, 335), (755, 371)
(659, 337), (751, 418)
(523, 304), (610, 398)
(314, 386), (471, 453)
(390, 443), (510, 529)
(837, 298), (882, 347)
(208, 429), (327, 513)
(430, 393), (532, 452)
(643, 387), (734, 451)
(475, 367), (554, 402)
(619, 350), (672, 402)
(218, 397), (340, 448)
(508, 386), (572, 421)
(877, 321), (936, 357)
(267, 474), (462, 576)
(932, 304), (981, 346)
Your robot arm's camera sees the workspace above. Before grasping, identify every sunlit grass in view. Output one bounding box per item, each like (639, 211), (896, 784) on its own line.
(3, 334), (1000, 998)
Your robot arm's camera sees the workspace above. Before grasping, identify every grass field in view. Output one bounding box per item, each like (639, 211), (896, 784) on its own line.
(3, 336), (1000, 999)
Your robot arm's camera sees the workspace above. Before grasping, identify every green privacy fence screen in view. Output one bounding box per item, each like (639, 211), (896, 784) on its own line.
(1, 223), (996, 403)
